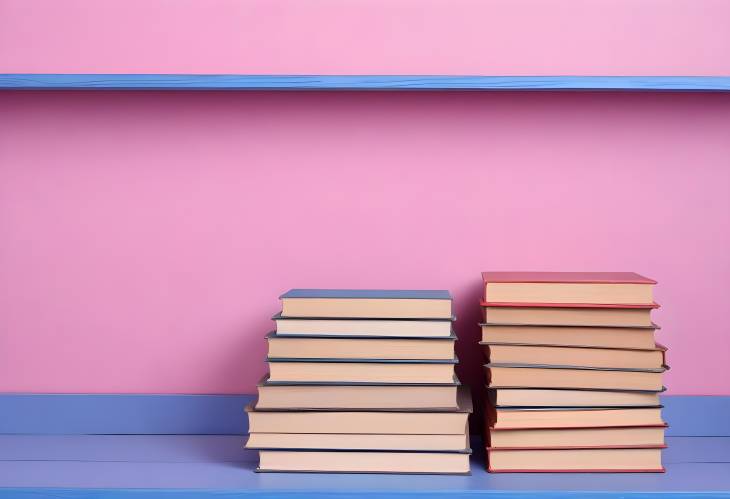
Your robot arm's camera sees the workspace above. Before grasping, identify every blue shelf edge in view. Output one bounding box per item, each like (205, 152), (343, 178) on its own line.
(1, 74), (730, 91)
(1, 394), (728, 436)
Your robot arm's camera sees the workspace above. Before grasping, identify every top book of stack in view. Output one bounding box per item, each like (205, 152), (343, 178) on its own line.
(482, 272), (656, 306)
(280, 289), (453, 319)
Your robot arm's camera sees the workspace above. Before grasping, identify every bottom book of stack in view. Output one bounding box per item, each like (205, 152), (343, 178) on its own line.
(246, 386), (473, 474)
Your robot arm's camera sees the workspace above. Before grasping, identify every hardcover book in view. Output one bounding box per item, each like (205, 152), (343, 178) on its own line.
(266, 331), (456, 360)
(246, 429), (470, 452)
(485, 405), (665, 429)
(485, 363), (666, 391)
(256, 375), (460, 410)
(267, 356), (458, 384)
(481, 343), (666, 370)
(256, 449), (471, 474)
(487, 387), (663, 408)
(482, 302), (658, 327)
(273, 313), (454, 337)
(481, 322), (659, 349)
(482, 271), (656, 305)
(279, 289), (452, 319)
(486, 424), (667, 448)
(486, 446), (665, 472)
(246, 386), (472, 434)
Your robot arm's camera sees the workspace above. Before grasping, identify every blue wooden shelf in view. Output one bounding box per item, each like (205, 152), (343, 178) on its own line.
(0, 395), (729, 497)
(1, 74), (730, 91)
(1, 435), (729, 498)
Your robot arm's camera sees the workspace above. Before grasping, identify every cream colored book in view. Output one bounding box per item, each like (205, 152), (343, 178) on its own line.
(280, 289), (452, 319)
(483, 305), (655, 327)
(485, 364), (665, 391)
(487, 407), (665, 429)
(257, 450), (470, 474)
(482, 272), (656, 305)
(267, 332), (455, 360)
(246, 431), (470, 451)
(257, 377), (459, 409)
(482, 343), (666, 369)
(487, 447), (665, 472)
(488, 425), (666, 448)
(247, 386), (472, 434)
(488, 387), (661, 408)
(268, 358), (456, 383)
(273, 313), (454, 338)
(481, 323), (658, 349)
(274, 315), (453, 337)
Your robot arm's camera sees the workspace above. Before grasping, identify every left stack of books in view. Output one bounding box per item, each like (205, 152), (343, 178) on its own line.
(246, 289), (473, 474)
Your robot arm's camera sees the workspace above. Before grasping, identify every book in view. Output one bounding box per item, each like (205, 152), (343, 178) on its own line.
(247, 386), (472, 434)
(257, 376), (460, 409)
(481, 343), (666, 370)
(280, 289), (452, 319)
(482, 302), (657, 327)
(268, 357), (457, 384)
(485, 406), (665, 429)
(273, 314), (454, 337)
(266, 332), (456, 360)
(488, 387), (662, 408)
(485, 363), (665, 391)
(486, 446), (665, 472)
(246, 430), (470, 451)
(487, 425), (667, 448)
(482, 271), (656, 305)
(481, 323), (659, 349)
(257, 450), (470, 474)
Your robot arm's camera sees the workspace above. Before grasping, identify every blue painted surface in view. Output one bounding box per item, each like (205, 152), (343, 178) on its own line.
(1, 74), (730, 91)
(0, 394), (727, 436)
(664, 396), (730, 437)
(0, 393), (253, 435)
(0, 435), (727, 464)
(0, 436), (729, 498)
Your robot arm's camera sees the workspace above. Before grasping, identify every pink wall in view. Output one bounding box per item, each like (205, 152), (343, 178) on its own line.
(2, 0), (730, 75)
(1, 91), (729, 395)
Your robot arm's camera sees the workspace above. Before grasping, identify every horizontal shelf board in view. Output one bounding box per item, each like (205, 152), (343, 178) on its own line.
(0, 438), (729, 497)
(0, 394), (727, 436)
(1, 74), (730, 91)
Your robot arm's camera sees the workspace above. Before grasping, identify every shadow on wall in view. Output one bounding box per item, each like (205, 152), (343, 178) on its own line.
(453, 279), (486, 434)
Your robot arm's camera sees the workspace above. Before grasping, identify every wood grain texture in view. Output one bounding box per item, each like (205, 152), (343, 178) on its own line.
(2, 74), (730, 91)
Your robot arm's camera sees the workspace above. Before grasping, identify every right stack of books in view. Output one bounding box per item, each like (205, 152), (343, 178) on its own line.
(480, 272), (667, 473)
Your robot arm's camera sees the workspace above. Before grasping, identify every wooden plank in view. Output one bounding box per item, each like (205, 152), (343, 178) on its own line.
(1, 74), (730, 91)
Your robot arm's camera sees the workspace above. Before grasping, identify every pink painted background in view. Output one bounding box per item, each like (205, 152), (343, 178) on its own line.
(1, 0), (730, 75)
(1, 91), (729, 395)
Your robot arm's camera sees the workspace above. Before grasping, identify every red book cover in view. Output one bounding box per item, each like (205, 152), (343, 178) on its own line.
(480, 300), (660, 309)
(481, 271), (657, 284)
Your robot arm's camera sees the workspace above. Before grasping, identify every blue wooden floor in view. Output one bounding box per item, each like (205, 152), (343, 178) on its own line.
(0, 435), (728, 498)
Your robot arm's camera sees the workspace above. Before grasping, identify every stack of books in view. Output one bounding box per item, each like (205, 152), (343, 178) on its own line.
(246, 289), (473, 474)
(480, 272), (667, 473)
